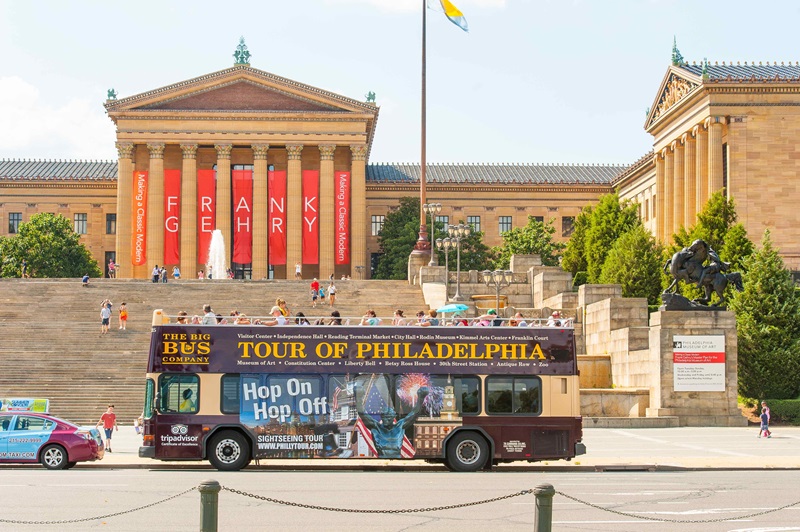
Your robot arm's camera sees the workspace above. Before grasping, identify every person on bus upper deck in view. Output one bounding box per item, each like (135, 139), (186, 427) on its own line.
(176, 311), (189, 324)
(510, 312), (527, 327)
(329, 310), (343, 325)
(201, 304), (216, 325)
(419, 310), (438, 327)
(360, 309), (380, 326)
(392, 309), (406, 326)
(262, 306), (288, 326)
(276, 298), (291, 317)
(546, 311), (561, 327)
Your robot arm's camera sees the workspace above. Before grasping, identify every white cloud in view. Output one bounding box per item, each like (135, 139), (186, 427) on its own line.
(0, 76), (116, 160)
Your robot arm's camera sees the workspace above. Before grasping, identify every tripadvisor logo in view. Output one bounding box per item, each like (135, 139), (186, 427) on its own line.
(161, 424), (199, 445)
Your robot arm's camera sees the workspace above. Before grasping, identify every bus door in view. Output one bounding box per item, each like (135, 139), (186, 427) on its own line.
(155, 374), (203, 459)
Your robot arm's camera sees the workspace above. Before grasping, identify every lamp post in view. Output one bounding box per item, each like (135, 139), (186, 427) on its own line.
(436, 237), (453, 298)
(422, 203), (442, 266)
(482, 269), (514, 317)
(447, 223), (471, 301)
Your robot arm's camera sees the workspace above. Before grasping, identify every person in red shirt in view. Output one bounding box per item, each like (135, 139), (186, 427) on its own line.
(310, 278), (320, 308)
(96, 404), (118, 452)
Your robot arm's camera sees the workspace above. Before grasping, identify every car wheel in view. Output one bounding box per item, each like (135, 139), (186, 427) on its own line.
(208, 430), (251, 471)
(64, 462), (77, 470)
(445, 431), (489, 472)
(41, 445), (68, 470)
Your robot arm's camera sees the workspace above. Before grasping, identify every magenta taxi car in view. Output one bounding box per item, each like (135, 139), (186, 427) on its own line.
(0, 412), (104, 469)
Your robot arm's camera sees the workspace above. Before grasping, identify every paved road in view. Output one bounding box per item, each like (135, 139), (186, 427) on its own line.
(1, 469), (800, 531)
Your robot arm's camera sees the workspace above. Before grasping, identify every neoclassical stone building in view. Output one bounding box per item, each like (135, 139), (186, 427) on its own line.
(2, 48), (799, 277)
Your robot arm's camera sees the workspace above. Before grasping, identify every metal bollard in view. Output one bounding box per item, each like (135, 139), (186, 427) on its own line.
(533, 483), (555, 532)
(199, 479), (221, 532)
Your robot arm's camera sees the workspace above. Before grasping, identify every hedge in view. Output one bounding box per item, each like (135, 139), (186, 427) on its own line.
(764, 399), (800, 425)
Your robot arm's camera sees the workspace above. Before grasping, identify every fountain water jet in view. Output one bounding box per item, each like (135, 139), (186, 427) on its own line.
(207, 229), (228, 280)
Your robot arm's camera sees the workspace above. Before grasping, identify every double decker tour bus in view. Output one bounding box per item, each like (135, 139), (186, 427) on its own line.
(139, 310), (585, 471)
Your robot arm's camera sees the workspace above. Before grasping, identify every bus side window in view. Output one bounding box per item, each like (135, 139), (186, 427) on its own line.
(221, 374), (240, 414)
(486, 376), (541, 415)
(158, 374), (199, 414)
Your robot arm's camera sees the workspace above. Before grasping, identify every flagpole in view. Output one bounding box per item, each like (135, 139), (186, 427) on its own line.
(412, 0), (430, 260)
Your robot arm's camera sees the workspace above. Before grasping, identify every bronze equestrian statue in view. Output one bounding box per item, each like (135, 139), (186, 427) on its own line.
(663, 239), (743, 307)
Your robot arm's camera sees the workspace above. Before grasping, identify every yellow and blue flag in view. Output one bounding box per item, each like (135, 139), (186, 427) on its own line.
(438, 0), (469, 32)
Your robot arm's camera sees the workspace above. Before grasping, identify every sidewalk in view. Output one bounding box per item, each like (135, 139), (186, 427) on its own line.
(87, 425), (800, 471)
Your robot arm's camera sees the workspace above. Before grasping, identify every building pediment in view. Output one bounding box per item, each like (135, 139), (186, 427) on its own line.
(105, 65), (376, 115)
(645, 67), (701, 129)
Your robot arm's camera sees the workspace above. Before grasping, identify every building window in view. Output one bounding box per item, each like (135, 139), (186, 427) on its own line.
(467, 216), (481, 233)
(106, 213), (117, 235)
(371, 215), (385, 236)
(532, 216), (544, 224)
(562, 216), (575, 237)
(8, 213), (22, 234)
(435, 215), (449, 228)
(499, 216), (512, 234)
(74, 213), (88, 235)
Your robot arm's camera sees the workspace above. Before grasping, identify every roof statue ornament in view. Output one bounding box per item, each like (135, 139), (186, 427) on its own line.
(671, 36), (684, 66)
(107, 88), (117, 100)
(702, 57), (709, 81)
(365, 91), (376, 103)
(233, 36), (251, 66)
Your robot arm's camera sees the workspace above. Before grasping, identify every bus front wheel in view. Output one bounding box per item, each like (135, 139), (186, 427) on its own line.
(445, 431), (489, 472)
(208, 430), (251, 471)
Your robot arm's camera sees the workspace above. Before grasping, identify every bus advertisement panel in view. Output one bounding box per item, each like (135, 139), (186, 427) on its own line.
(143, 320), (584, 471)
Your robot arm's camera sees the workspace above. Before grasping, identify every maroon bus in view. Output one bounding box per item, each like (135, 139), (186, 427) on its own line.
(139, 310), (585, 471)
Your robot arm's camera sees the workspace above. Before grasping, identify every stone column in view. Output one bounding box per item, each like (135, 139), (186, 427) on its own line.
(318, 144), (336, 280)
(672, 140), (684, 232)
(179, 143), (198, 277)
(146, 142), (165, 270)
(708, 116), (725, 196)
(655, 152), (665, 242)
(696, 123), (709, 211)
(115, 142), (134, 278)
(251, 144), (270, 280)
(286, 144), (304, 278)
(663, 145), (674, 240)
(214, 144), (233, 271)
(684, 131), (697, 227)
(350, 144), (368, 277)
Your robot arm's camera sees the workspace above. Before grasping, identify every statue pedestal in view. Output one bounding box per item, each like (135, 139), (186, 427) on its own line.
(408, 249), (431, 284)
(646, 310), (746, 426)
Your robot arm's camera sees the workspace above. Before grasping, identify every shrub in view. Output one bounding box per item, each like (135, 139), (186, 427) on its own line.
(766, 400), (800, 425)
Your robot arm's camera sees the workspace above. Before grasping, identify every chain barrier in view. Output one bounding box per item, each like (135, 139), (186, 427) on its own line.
(222, 485), (533, 514)
(556, 490), (800, 524)
(0, 486), (197, 526)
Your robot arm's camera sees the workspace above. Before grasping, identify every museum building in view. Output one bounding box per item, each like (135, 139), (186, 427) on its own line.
(2, 48), (799, 278)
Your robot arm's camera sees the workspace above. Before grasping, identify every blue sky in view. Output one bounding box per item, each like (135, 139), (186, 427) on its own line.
(0, 0), (797, 165)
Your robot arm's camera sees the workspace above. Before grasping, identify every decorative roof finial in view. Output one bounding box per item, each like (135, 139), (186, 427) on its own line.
(702, 57), (709, 81)
(107, 88), (117, 100)
(671, 36), (684, 66)
(233, 36), (251, 66)
(365, 91), (376, 103)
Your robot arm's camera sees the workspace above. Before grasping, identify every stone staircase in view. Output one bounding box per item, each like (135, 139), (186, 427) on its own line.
(0, 278), (426, 424)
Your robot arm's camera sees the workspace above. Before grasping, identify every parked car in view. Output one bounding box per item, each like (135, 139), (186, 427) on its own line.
(0, 412), (104, 469)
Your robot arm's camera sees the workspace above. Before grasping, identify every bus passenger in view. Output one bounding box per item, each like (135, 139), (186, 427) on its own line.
(360, 309), (380, 326)
(179, 389), (196, 412)
(329, 310), (342, 325)
(262, 306), (288, 326)
(176, 311), (189, 324)
(392, 309), (406, 326)
(201, 304), (216, 325)
(547, 311), (561, 327)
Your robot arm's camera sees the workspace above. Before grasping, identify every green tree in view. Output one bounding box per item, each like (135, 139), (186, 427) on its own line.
(0, 213), (100, 278)
(599, 225), (664, 305)
(374, 197), (422, 280)
(691, 191), (738, 251)
(561, 207), (592, 276)
(729, 231), (800, 399)
(435, 225), (495, 273)
(491, 216), (564, 269)
(583, 193), (640, 282)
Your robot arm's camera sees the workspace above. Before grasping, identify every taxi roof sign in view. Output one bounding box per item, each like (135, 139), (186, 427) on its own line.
(0, 398), (49, 413)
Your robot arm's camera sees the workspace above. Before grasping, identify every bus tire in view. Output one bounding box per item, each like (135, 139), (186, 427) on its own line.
(445, 431), (489, 472)
(40, 444), (68, 470)
(208, 430), (251, 471)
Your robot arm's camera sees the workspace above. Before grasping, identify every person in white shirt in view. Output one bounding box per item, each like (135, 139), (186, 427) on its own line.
(263, 306), (288, 326)
(202, 304), (216, 325)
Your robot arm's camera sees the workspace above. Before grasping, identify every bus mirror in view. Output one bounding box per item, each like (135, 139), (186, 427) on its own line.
(153, 393), (161, 413)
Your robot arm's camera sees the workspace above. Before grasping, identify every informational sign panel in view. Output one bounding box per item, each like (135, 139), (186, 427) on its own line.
(673, 335), (726, 392)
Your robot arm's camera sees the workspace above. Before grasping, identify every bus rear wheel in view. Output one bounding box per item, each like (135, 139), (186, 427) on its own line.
(445, 431), (489, 472)
(208, 430), (251, 471)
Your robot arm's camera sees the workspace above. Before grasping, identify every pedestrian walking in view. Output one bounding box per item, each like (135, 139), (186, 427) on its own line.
(118, 302), (128, 330)
(328, 282), (337, 307)
(295, 262), (302, 279)
(100, 302), (112, 334)
(151, 265), (160, 283)
(310, 278), (320, 308)
(318, 285), (325, 304)
(21, 259), (28, 278)
(172, 266), (181, 280)
(96, 405), (118, 452)
(108, 259), (115, 278)
(160, 267), (168, 283)
(759, 407), (771, 438)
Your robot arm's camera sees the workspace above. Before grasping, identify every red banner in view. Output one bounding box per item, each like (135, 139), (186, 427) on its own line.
(197, 169), (216, 265)
(268, 170), (287, 265)
(232, 169), (253, 264)
(132, 170), (148, 266)
(302, 170), (319, 264)
(335, 171), (350, 265)
(163, 169), (181, 265)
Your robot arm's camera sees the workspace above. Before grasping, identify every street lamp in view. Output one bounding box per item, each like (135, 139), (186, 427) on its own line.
(422, 203), (442, 266)
(482, 269), (514, 318)
(436, 237), (453, 298)
(447, 223), (472, 301)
